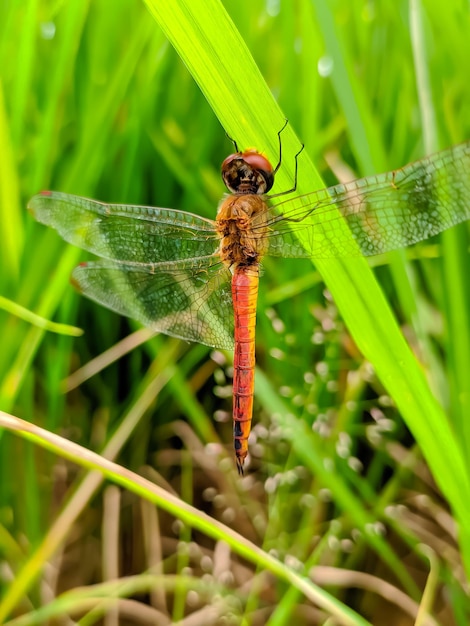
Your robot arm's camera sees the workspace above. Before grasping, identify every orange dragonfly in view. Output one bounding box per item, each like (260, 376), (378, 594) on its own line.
(29, 132), (470, 473)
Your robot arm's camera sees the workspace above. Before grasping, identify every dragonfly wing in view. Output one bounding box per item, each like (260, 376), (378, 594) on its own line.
(28, 191), (219, 262)
(265, 141), (470, 258)
(72, 255), (234, 350)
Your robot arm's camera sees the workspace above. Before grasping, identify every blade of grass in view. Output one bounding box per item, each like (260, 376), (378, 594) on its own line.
(410, 0), (470, 564)
(0, 411), (372, 626)
(411, 0), (470, 465)
(143, 0), (470, 577)
(0, 80), (23, 283)
(0, 295), (83, 336)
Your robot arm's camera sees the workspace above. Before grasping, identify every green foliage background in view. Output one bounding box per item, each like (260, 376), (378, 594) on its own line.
(0, 0), (470, 624)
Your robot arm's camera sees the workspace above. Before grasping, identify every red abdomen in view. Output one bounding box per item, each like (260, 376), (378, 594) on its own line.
(232, 266), (259, 474)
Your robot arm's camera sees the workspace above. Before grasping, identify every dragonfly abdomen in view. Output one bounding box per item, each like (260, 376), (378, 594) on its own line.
(232, 265), (259, 474)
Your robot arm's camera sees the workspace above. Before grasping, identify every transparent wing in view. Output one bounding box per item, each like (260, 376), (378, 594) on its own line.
(28, 191), (219, 262)
(72, 255), (234, 350)
(265, 141), (470, 258)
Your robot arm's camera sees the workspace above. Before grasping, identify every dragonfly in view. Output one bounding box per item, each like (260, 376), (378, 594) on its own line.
(28, 131), (470, 474)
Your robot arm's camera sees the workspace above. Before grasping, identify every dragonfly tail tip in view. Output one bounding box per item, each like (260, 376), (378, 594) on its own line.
(236, 458), (245, 476)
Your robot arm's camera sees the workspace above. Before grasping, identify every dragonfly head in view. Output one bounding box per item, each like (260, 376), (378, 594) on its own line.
(221, 150), (274, 195)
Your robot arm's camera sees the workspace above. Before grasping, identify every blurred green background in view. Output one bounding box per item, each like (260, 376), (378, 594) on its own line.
(1, 0), (470, 623)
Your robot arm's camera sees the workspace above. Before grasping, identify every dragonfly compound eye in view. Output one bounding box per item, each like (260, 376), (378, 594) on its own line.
(221, 150), (275, 195)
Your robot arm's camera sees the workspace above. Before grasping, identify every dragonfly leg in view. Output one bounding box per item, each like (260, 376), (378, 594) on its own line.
(272, 118), (289, 175)
(225, 129), (239, 153)
(271, 119), (304, 197)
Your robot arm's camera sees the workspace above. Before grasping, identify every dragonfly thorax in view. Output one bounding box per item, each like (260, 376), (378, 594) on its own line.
(221, 150), (274, 195)
(216, 194), (270, 267)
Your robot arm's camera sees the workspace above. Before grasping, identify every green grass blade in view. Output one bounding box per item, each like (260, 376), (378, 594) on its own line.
(143, 0), (470, 575)
(0, 411), (372, 626)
